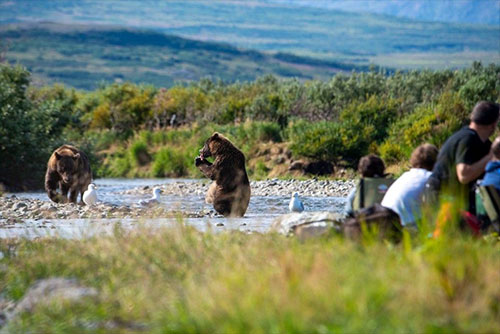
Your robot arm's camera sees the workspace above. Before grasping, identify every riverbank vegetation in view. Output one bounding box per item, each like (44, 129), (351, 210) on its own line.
(0, 224), (499, 332)
(1, 62), (499, 190)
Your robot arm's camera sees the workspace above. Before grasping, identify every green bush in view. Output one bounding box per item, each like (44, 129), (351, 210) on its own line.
(338, 96), (399, 160)
(246, 121), (282, 143)
(86, 82), (155, 137)
(287, 96), (400, 165)
(152, 147), (188, 177)
(106, 149), (132, 177)
(0, 65), (80, 190)
(380, 92), (468, 163)
(455, 62), (500, 110)
(251, 159), (270, 180)
(1, 62), (498, 188)
(287, 120), (343, 162)
(137, 130), (153, 145)
(129, 140), (150, 167)
(216, 95), (251, 124)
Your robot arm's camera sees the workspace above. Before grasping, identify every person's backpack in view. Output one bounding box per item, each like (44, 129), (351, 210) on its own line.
(352, 177), (395, 211)
(343, 203), (402, 241)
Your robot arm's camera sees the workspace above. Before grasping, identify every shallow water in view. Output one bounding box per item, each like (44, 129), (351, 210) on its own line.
(4, 178), (346, 238)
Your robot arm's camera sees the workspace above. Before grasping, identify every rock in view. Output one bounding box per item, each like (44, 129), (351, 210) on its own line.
(303, 161), (334, 176)
(12, 202), (27, 210)
(0, 297), (15, 328)
(273, 156), (286, 164)
(270, 146), (281, 155)
(44, 206), (57, 212)
(271, 211), (344, 240)
(6, 278), (98, 323)
(289, 161), (304, 171)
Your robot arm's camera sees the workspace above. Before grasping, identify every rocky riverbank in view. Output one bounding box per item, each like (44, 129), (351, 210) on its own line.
(0, 197), (217, 224)
(0, 179), (354, 223)
(123, 178), (355, 197)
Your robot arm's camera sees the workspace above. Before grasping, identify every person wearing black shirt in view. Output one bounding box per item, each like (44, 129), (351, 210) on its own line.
(426, 101), (500, 214)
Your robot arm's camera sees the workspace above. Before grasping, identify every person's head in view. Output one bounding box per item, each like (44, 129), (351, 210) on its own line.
(410, 143), (439, 171)
(470, 101), (500, 138)
(491, 136), (500, 160)
(357, 154), (385, 177)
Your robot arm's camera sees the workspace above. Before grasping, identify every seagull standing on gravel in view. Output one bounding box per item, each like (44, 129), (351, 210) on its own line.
(289, 192), (304, 213)
(139, 187), (162, 206)
(83, 184), (98, 206)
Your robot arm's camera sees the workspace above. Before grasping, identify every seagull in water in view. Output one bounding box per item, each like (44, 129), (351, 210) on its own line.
(289, 192), (304, 213)
(83, 183), (98, 206)
(139, 187), (162, 206)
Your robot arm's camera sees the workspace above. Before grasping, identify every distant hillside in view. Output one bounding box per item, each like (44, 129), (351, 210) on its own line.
(275, 0), (500, 25)
(0, 23), (370, 90)
(1, 0), (498, 69)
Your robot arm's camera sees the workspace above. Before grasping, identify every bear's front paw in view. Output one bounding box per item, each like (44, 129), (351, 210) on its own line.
(195, 156), (203, 166)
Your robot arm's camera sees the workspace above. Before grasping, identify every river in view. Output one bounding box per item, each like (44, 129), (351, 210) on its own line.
(1, 178), (347, 238)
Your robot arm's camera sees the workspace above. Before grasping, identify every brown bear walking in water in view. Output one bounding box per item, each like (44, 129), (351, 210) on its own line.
(195, 132), (251, 217)
(45, 145), (92, 204)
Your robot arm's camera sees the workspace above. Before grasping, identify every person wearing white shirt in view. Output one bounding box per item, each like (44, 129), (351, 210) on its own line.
(381, 144), (439, 228)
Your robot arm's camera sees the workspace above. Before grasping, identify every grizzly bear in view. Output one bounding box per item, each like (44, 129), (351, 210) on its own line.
(45, 145), (92, 204)
(195, 132), (251, 217)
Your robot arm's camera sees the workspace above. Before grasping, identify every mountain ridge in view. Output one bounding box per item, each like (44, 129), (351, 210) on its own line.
(0, 22), (373, 90)
(271, 0), (500, 25)
(1, 0), (497, 61)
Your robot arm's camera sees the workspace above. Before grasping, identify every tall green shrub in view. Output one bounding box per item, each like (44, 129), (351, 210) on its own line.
(152, 147), (187, 177)
(338, 96), (399, 161)
(0, 65), (79, 190)
(129, 140), (151, 167)
(287, 120), (343, 162)
(380, 92), (468, 163)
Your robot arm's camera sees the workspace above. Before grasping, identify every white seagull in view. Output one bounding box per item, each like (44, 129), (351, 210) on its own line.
(289, 192), (304, 213)
(83, 183), (98, 206)
(139, 187), (162, 206)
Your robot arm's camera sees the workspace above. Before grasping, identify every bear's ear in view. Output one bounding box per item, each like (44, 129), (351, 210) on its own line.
(211, 132), (220, 140)
(55, 152), (62, 160)
(72, 153), (80, 161)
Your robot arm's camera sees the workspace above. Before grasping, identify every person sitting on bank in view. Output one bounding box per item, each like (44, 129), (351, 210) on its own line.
(425, 101), (500, 215)
(381, 143), (439, 229)
(481, 136), (500, 192)
(345, 154), (386, 217)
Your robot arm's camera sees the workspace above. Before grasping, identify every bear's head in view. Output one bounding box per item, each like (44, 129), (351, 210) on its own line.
(199, 132), (230, 161)
(55, 151), (80, 184)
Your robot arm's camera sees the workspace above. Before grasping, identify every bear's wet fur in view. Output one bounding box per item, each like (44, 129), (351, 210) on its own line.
(195, 132), (251, 217)
(45, 145), (92, 204)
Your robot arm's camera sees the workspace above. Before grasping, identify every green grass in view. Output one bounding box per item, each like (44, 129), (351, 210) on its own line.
(0, 223), (499, 333)
(97, 121), (286, 179)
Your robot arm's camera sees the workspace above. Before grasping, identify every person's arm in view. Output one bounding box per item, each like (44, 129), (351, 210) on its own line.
(456, 152), (492, 184)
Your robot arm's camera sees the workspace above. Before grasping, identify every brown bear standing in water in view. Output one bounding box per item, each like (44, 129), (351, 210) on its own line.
(45, 145), (92, 204)
(195, 132), (251, 217)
